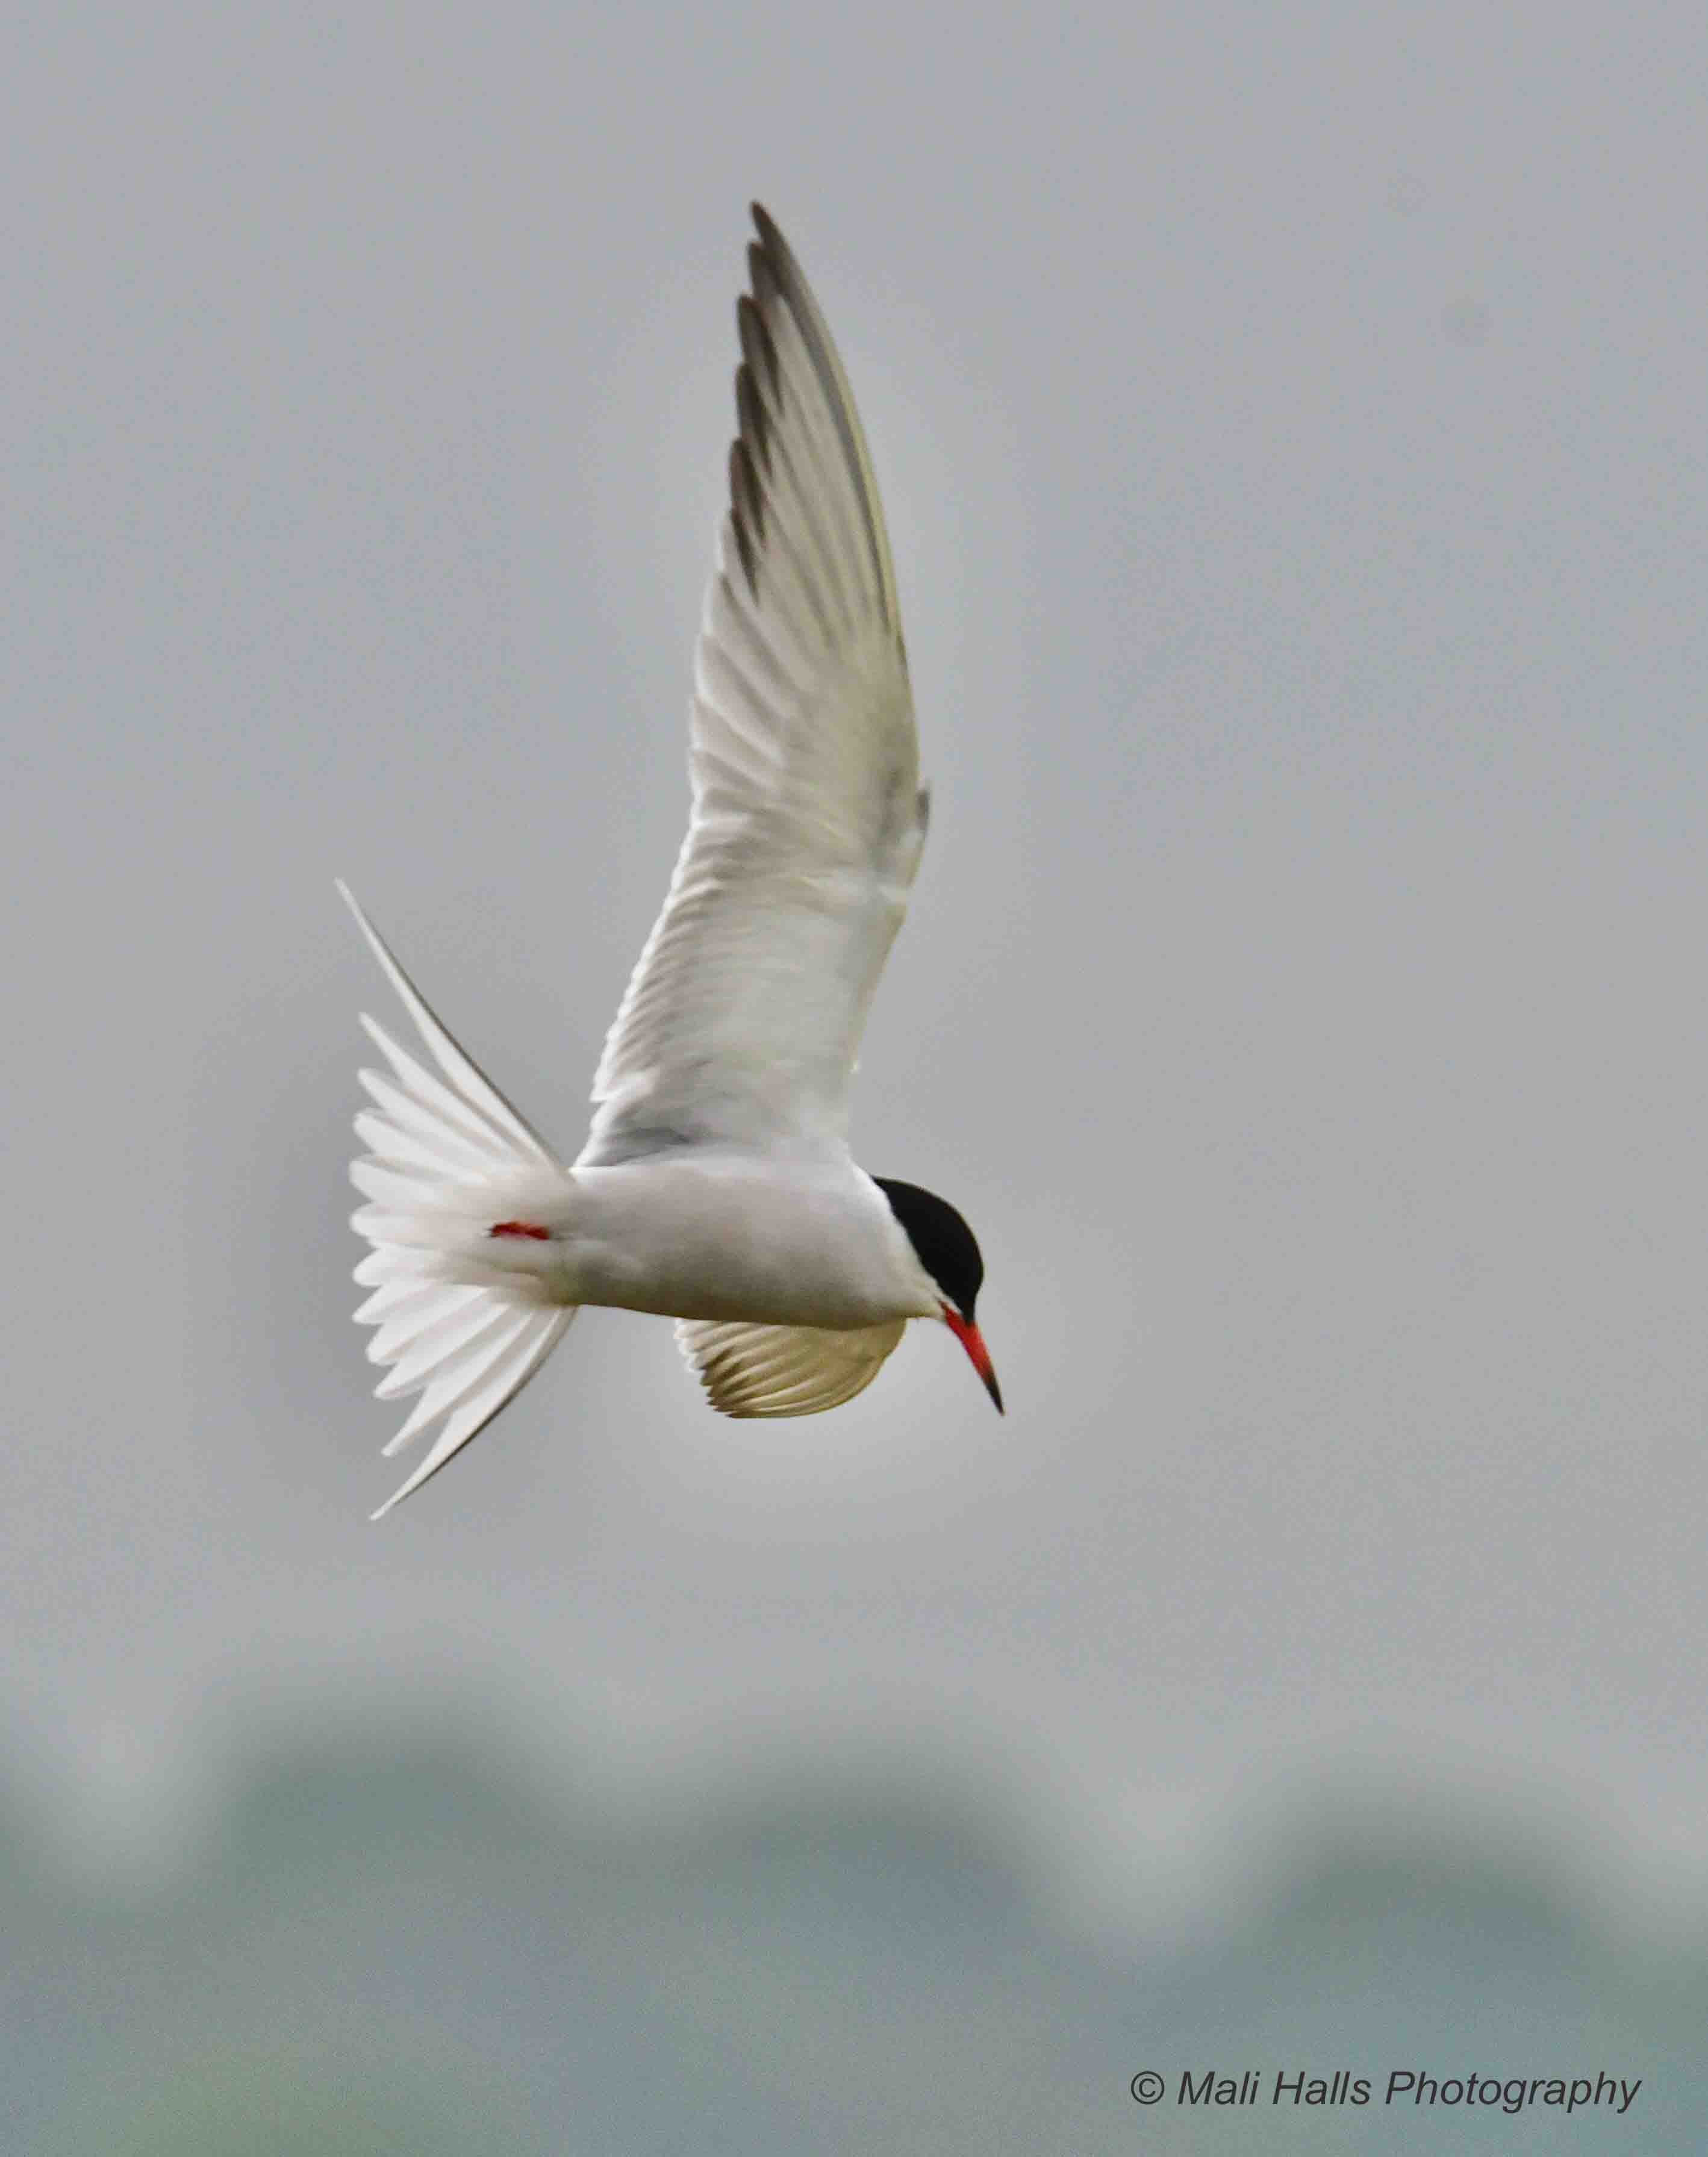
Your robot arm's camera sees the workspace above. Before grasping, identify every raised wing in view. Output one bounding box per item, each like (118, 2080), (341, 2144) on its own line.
(579, 205), (927, 1169)
(676, 1317), (908, 1417)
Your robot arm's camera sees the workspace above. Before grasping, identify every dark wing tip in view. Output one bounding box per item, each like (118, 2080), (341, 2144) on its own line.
(736, 292), (781, 401)
(747, 236), (781, 320)
(735, 361), (770, 473)
(736, 201), (899, 643)
(728, 439), (762, 592)
(747, 204), (811, 322)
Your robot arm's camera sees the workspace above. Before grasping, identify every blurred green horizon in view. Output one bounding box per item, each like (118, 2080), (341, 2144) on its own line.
(7, 1675), (1701, 2155)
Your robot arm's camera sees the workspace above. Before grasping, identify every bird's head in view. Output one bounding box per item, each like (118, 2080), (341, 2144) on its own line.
(873, 1177), (1002, 1413)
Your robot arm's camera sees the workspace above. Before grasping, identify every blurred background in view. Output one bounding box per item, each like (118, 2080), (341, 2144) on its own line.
(4, 1), (1706, 2148)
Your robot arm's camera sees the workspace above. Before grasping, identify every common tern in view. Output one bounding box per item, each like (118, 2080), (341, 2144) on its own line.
(341, 205), (1000, 1518)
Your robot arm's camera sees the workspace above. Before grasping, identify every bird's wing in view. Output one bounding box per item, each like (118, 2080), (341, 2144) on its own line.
(578, 205), (927, 1169)
(675, 1317), (908, 1417)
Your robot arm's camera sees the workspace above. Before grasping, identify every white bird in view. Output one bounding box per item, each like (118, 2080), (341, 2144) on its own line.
(340, 204), (1001, 1519)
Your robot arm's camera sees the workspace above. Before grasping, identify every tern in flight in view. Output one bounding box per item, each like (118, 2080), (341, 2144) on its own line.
(341, 205), (1000, 1517)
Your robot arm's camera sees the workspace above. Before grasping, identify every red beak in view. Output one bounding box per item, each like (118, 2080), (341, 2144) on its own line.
(941, 1306), (1003, 1413)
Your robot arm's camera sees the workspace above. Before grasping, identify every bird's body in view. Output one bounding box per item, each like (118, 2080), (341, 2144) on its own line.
(411, 1151), (938, 1331)
(340, 206), (1000, 1517)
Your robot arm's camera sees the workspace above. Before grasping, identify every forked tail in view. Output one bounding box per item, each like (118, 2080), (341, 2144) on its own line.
(338, 883), (577, 1518)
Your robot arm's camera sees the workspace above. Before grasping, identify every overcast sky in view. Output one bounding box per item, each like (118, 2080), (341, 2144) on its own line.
(4, 0), (1705, 1906)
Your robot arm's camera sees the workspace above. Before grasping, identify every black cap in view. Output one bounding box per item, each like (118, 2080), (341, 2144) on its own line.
(873, 1178), (985, 1322)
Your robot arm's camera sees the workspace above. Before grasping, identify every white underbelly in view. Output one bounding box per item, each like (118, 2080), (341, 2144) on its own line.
(540, 1157), (917, 1329)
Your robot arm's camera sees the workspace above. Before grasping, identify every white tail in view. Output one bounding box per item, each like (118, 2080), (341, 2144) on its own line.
(338, 883), (577, 1519)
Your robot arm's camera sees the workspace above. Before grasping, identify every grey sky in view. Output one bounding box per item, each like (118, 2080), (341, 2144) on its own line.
(4, 0), (1705, 1911)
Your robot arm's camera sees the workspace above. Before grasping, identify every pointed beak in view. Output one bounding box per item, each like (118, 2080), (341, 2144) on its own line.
(941, 1306), (1003, 1414)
